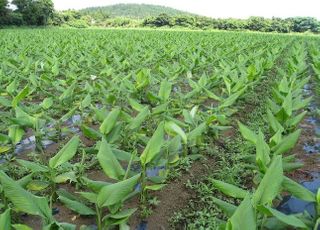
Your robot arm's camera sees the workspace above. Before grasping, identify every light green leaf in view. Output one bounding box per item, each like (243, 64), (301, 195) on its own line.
(97, 174), (140, 207)
(97, 138), (125, 180)
(140, 122), (164, 165)
(49, 136), (79, 168)
(99, 108), (121, 135)
(0, 171), (53, 223)
(165, 121), (187, 144)
(210, 179), (247, 199)
(252, 156), (283, 206)
(227, 194), (256, 230)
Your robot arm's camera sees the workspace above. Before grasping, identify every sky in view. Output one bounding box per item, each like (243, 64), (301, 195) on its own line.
(53, 0), (320, 19)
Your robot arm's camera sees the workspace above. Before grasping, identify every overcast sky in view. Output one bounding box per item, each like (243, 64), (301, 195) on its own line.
(53, 0), (320, 19)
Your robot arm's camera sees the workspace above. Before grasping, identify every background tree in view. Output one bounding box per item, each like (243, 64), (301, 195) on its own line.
(0, 0), (10, 25)
(12, 0), (54, 25)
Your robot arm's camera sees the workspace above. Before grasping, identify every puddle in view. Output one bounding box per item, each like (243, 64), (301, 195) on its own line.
(14, 136), (55, 154)
(9, 114), (83, 159)
(136, 221), (148, 230)
(303, 142), (320, 154)
(133, 166), (166, 192)
(278, 173), (320, 217)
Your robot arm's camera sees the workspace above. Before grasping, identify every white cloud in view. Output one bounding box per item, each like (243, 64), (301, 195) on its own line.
(53, 0), (320, 19)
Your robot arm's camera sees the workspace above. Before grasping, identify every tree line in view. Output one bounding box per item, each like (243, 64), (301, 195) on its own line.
(1, 0), (320, 34)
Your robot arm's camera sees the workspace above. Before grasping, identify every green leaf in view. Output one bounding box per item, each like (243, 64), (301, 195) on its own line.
(53, 172), (77, 183)
(227, 194), (256, 230)
(49, 136), (80, 168)
(59, 82), (76, 101)
(272, 129), (301, 155)
(41, 98), (53, 110)
(17, 159), (49, 173)
(282, 177), (315, 202)
(128, 98), (144, 112)
(97, 174), (140, 207)
(238, 122), (257, 144)
(187, 123), (207, 142)
(211, 197), (236, 217)
(282, 90), (292, 117)
(158, 80), (172, 102)
(140, 122), (164, 165)
(81, 125), (102, 140)
(58, 195), (95, 216)
(285, 111), (307, 128)
(127, 106), (150, 130)
(80, 94), (91, 110)
(255, 130), (270, 171)
(26, 180), (50, 191)
(259, 205), (307, 229)
(13, 224), (33, 230)
(135, 69), (150, 90)
(252, 156), (283, 206)
(144, 184), (166, 191)
(0, 171), (53, 223)
(0, 209), (11, 230)
(266, 109), (284, 133)
(165, 121), (187, 144)
(210, 179), (247, 199)
(12, 85), (30, 108)
(8, 125), (25, 145)
(99, 108), (121, 135)
(97, 138), (125, 180)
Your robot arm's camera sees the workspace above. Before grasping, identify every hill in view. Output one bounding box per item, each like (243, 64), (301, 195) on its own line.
(80, 3), (197, 19)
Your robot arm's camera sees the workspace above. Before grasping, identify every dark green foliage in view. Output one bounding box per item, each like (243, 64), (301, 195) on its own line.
(80, 3), (195, 19)
(1, 0), (54, 26)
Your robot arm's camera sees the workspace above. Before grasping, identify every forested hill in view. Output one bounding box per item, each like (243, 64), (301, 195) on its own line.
(79, 3), (196, 19)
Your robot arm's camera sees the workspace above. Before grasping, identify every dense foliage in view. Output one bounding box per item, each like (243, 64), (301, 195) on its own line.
(0, 0), (54, 26)
(80, 3), (195, 19)
(1, 2), (320, 33)
(0, 28), (319, 229)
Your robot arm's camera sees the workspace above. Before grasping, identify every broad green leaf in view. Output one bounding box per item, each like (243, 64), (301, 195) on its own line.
(97, 174), (140, 207)
(227, 194), (256, 230)
(17, 159), (49, 173)
(97, 138), (125, 180)
(127, 106), (150, 130)
(255, 130), (270, 171)
(266, 109), (284, 133)
(80, 94), (91, 109)
(272, 129), (301, 155)
(99, 108), (121, 135)
(58, 195), (95, 216)
(81, 125), (102, 140)
(211, 197), (236, 217)
(252, 155), (283, 206)
(158, 80), (172, 102)
(144, 184), (166, 191)
(26, 180), (50, 191)
(165, 121), (187, 144)
(282, 90), (292, 117)
(8, 125), (25, 145)
(12, 85), (30, 108)
(0, 209), (11, 230)
(140, 122), (164, 165)
(285, 111), (307, 128)
(210, 179), (247, 199)
(13, 224), (33, 230)
(282, 177), (315, 202)
(128, 98), (144, 112)
(259, 205), (307, 229)
(49, 136), (80, 168)
(41, 98), (53, 110)
(238, 122), (257, 144)
(0, 171), (53, 223)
